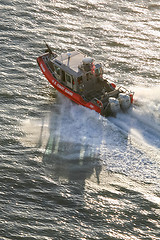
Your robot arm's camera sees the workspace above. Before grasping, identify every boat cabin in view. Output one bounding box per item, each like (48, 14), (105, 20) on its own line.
(49, 50), (104, 97)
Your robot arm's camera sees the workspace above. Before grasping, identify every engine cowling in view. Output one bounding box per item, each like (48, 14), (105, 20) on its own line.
(118, 93), (131, 110)
(108, 97), (120, 114)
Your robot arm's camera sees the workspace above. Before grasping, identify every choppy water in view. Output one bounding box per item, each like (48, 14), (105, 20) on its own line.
(0, 0), (160, 239)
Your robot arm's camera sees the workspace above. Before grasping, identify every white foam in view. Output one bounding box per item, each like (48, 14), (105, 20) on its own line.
(53, 91), (160, 186)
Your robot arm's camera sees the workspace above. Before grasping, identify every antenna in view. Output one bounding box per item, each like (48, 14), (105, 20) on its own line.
(67, 53), (71, 66)
(44, 41), (52, 55)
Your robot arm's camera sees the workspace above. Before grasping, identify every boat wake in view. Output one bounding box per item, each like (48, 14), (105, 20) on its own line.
(49, 88), (160, 188)
(54, 86), (160, 150)
(20, 86), (160, 189)
(109, 86), (160, 149)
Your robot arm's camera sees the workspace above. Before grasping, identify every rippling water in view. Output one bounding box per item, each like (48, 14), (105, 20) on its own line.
(0, 0), (160, 239)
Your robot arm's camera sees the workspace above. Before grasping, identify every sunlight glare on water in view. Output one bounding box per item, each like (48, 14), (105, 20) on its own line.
(0, 0), (160, 239)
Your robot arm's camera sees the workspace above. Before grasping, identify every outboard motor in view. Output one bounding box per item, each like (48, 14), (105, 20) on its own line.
(118, 93), (131, 110)
(108, 97), (120, 114)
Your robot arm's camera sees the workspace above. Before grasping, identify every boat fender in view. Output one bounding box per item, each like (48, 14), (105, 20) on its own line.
(97, 99), (103, 108)
(110, 83), (116, 89)
(91, 63), (95, 75)
(129, 93), (134, 103)
(94, 98), (103, 108)
(78, 78), (82, 84)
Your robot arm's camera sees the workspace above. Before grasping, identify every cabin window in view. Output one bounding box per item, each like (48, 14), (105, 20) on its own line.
(48, 61), (55, 71)
(61, 70), (65, 82)
(55, 65), (60, 76)
(66, 73), (71, 83)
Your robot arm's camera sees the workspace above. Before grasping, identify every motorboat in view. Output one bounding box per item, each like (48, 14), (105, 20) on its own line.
(37, 43), (134, 116)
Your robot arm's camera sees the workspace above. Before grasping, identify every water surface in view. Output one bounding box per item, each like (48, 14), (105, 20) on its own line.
(0, 0), (160, 239)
